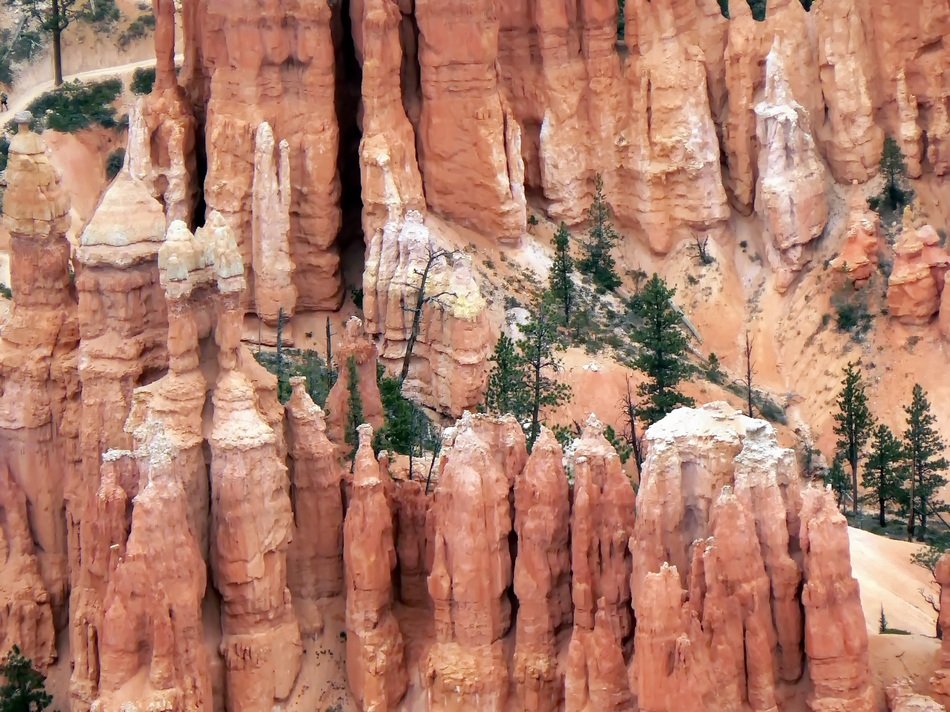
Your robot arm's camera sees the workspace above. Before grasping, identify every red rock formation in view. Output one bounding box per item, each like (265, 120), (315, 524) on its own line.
(423, 413), (521, 710)
(800, 486), (874, 712)
(392, 477), (431, 607)
(0, 113), (78, 632)
(343, 424), (407, 710)
(197, 0), (343, 310)
(325, 316), (385, 449)
(632, 564), (715, 712)
(285, 376), (344, 635)
(0, 463), (56, 670)
(887, 680), (945, 712)
(363, 210), (491, 416)
(831, 203), (881, 284)
(566, 416), (636, 707)
(754, 41), (830, 291)
(929, 553), (950, 698)
(414, 0), (526, 241)
(512, 428), (571, 711)
(209, 368), (302, 710)
(887, 224), (950, 324)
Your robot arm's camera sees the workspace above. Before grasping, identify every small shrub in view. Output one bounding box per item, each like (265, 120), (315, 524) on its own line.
(81, 0), (121, 27)
(118, 13), (156, 49)
(527, 214), (539, 226)
(831, 288), (873, 339)
(0, 283), (11, 299)
(739, 240), (748, 250)
(24, 79), (123, 133)
(705, 353), (725, 384)
(105, 148), (125, 179)
(350, 287), (364, 310)
(0, 134), (9, 173)
(130, 66), (156, 95)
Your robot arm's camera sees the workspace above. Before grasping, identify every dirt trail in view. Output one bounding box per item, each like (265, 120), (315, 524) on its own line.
(0, 55), (182, 127)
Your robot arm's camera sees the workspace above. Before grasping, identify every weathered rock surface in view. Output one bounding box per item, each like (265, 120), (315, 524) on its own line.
(831, 202), (881, 284)
(344, 425), (407, 710)
(887, 225), (950, 325)
(887, 680), (946, 712)
(0, 115), (78, 653)
(324, 316), (385, 451)
(754, 42), (830, 291)
(800, 486), (875, 712)
(929, 554), (950, 698)
(285, 376), (344, 636)
(363, 210), (491, 416)
(423, 413), (525, 710)
(512, 428), (571, 712)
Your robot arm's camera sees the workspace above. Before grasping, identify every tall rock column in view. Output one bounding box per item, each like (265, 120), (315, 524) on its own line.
(564, 416), (635, 710)
(210, 368), (302, 711)
(423, 413), (522, 710)
(414, 0), (526, 241)
(325, 317), (385, 449)
(754, 42), (830, 292)
(200, 0), (343, 309)
(0, 112), (78, 629)
(930, 553), (950, 697)
(813, 0), (883, 182)
(343, 425), (407, 710)
(799, 486), (874, 712)
(251, 121), (296, 333)
(512, 428), (571, 711)
(285, 377), (344, 636)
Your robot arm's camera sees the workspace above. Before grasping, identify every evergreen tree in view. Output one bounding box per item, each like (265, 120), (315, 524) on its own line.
(630, 274), (695, 425)
(274, 307), (290, 403)
(903, 384), (949, 541)
(344, 356), (364, 460)
(868, 136), (914, 218)
(832, 362), (873, 516)
(578, 174), (622, 293)
(520, 296), (572, 449)
(549, 222), (575, 325)
(862, 424), (906, 527)
(484, 334), (526, 419)
(0, 645), (52, 712)
(823, 455), (850, 511)
(483, 298), (572, 450)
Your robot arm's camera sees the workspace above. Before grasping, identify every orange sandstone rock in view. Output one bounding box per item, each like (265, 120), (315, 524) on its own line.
(512, 428), (571, 711)
(831, 205), (881, 284)
(285, 377), (344, 635)
(930, 554), (950, 698)
(325, 316), (385, 450)
(800, 486), (874, 712)
(887, 225), (950, 325)
(343, 425), (408, 710)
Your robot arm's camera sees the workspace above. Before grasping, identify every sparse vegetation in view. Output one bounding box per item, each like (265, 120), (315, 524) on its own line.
(868, 137), (914, 234)
(831, 287), (873, 339)
(0, 644), (52, 712)
(373, 368), (439, 478)
(629, 274), (695, 426)
(117, 11), (155, 49)
(0, 283), (11, 300)
(21, 78), (122, 133)
(105, 147), (124, 179)
(130, 66), (155, 95)
(344, 356), (364, 459)
(253, 348), (336, 409)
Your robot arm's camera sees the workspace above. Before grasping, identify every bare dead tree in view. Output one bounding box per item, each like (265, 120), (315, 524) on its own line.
(743, 330), (755, 418)
(621, 375), (644, 472)
(692, 234), (714, 265)
(325, 316), (333, 369)
(400, 245), (456, 384)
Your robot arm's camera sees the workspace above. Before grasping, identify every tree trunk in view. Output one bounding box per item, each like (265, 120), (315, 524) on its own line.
(52, 26), (63, 86)
(879, 494), (886, 527)
(908, 464), (917, 541)
(849, 452), (858, 516)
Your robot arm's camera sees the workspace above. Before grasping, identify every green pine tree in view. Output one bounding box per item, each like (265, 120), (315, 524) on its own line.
(483, 297), (572, 450)
(549, 222), (575, 325)
(344, 356), (364, 461)
(0, 645), (52, 712)
(823, 455), (850, 511)
(578, 174), (622, 293)
(832, 362), (873, 516)
(903, 384), (949, 541)
(862, 424), (906, 527)
(274, 307), (290, 403)
(519, 296), (572, 450)
(484, 334), (526, 419)
(630, 274), (695, 425)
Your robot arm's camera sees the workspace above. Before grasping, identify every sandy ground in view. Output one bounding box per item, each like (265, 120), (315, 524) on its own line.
(850, 526), (939, 637)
